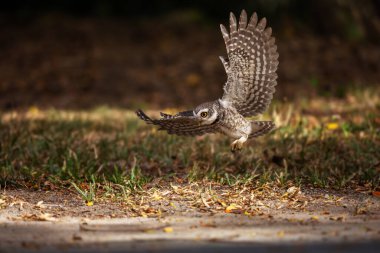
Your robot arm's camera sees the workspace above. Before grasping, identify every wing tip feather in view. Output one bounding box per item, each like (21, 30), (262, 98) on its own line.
(248, 12), (258, 30)
(257, 17), (267, 31)
(239, 9), (248, 30)
(136, 109), (153, 123)
(220, 24), (230, 42)
(229, 12), (237, 33)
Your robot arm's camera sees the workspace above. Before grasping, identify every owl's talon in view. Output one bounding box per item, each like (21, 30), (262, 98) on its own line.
(230, 140), (243, 152)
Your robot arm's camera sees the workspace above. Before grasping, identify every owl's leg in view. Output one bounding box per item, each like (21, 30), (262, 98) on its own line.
(231, 135), (248, 152)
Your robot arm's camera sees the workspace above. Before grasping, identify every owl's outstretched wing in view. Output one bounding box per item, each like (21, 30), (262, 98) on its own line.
(136, 109), (219, 136)
(220, 10), (279, 117)
(249, 121), (276, 138)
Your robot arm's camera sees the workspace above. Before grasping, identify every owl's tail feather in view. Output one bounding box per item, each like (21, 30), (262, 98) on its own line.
(249, 121), (275, 138)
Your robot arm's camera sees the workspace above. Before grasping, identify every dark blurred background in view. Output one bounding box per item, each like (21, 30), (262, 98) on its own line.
(1, 0), (379, 110)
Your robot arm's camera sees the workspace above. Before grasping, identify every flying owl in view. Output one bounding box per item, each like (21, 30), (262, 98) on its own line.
(136, 10), (279, 151)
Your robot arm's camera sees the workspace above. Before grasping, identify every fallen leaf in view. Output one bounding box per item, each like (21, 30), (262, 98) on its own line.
(287, 186), (298, 194)
(86, 201), (94, 206)
(372, 191), (380, 198)
(201, 194), (210, 208)
(300, 201), (308, 208)
(163, 227), (173, 233)
(170, 184), (179, 191)
(326, 122), (339, 130)
(329, 216), (345, 222)
(285, 186), (301, 198)
(217, 199), (227, 207)
(144, 207), (157, 214)
(225, 203), (243, 214)
(152, 191), (162, 201)
(35, 201), (45, 209)
(256, 200), (265, 207)
(310, 215), (319, 221)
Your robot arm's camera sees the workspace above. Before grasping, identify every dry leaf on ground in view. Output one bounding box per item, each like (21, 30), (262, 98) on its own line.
(225, 203), (243, 214)
(163, 227), (173, 233)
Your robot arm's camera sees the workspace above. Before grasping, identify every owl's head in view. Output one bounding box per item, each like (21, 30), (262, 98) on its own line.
(193, 101), (220, 125)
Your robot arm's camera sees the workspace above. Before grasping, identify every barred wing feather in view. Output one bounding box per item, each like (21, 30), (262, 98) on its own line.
(136, 110), (219, 136)
(220, 10), (279, 117)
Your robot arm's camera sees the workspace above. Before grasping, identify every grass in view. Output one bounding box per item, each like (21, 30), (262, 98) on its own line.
(0, 88), (379, 206)
(71, 176), (96, 205)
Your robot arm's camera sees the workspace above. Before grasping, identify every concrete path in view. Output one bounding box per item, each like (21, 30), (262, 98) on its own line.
(1, 214), (380, 253)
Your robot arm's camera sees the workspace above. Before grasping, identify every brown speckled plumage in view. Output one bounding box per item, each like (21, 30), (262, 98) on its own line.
(137, 10), (278, 151)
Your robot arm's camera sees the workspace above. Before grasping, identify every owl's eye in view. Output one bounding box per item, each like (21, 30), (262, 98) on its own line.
(200, 112), (208, 118)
